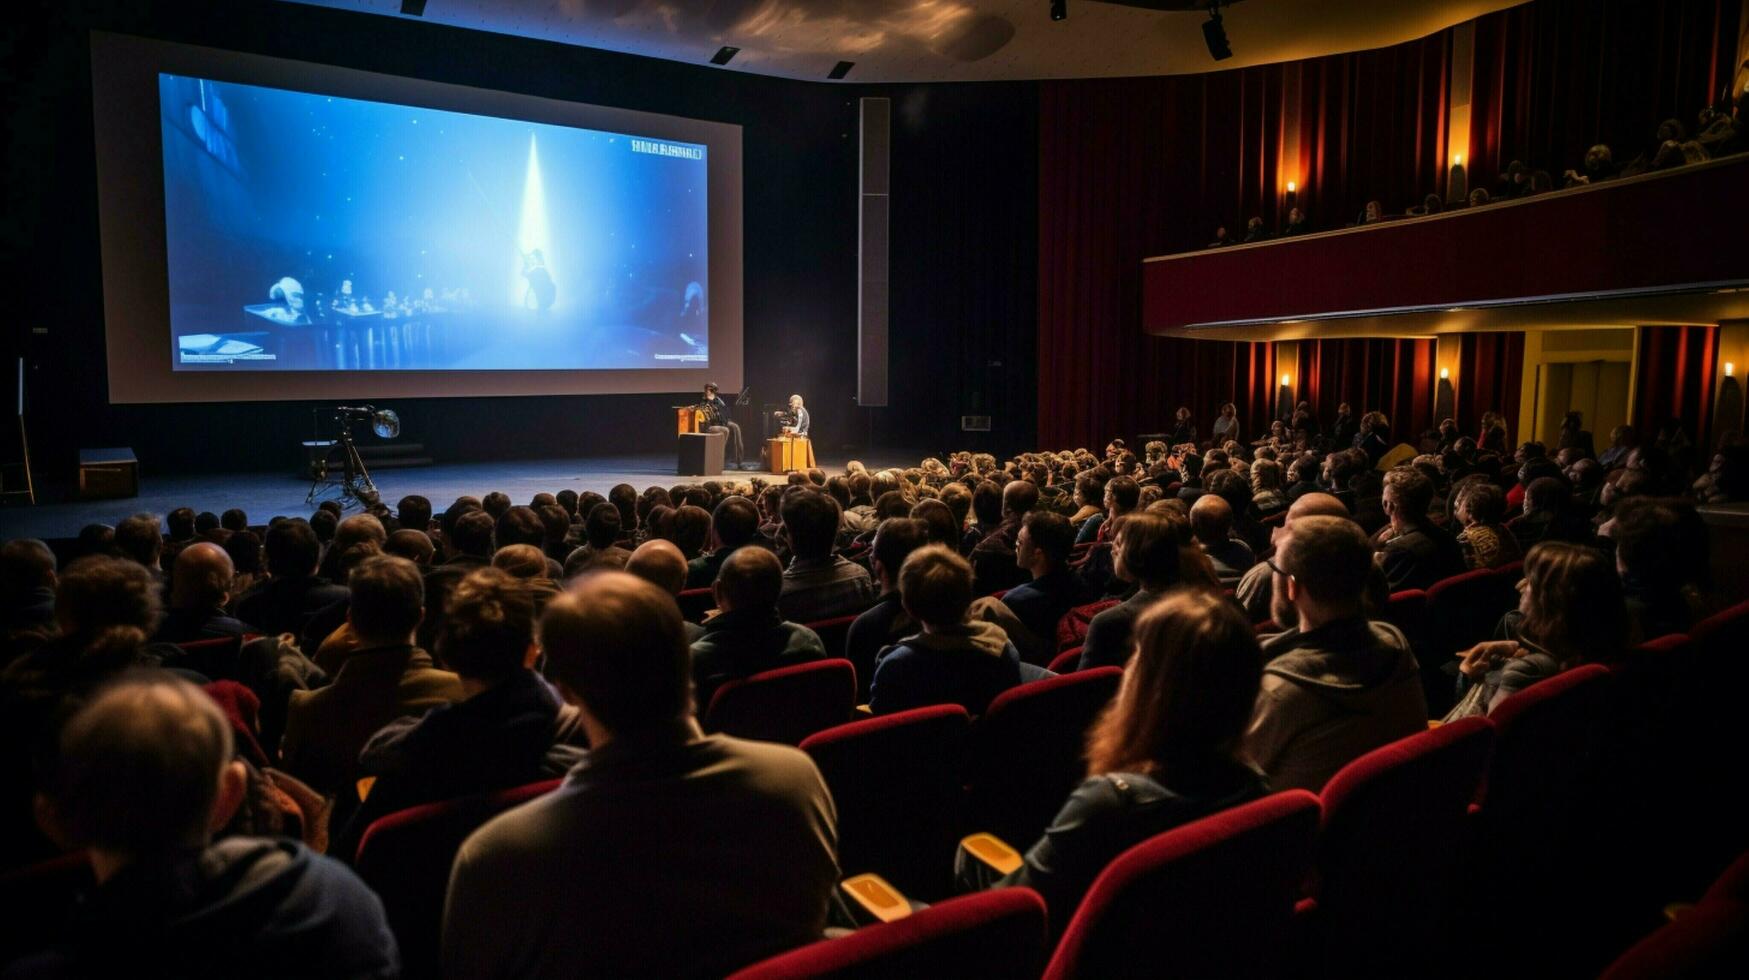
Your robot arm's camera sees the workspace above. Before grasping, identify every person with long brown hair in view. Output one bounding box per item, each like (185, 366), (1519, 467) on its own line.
(1450, 541), (1626, 717)
(973, 591), (1266, 922)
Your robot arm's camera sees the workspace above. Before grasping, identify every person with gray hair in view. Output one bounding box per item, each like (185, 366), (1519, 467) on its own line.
(18, 675), (399, 978)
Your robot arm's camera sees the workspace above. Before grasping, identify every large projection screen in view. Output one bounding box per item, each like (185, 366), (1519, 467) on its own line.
(91, 32), (743, 404)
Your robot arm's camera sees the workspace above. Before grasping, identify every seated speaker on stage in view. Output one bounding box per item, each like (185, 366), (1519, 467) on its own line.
(700, 382), (744, 468)
(766, 394), (816, 473)
(774, 394), (811, 437)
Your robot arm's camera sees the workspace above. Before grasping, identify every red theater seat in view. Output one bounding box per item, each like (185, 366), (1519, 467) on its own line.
(966, 667), (1123, 849)
(1599, 850), (1749, 980)
(1312, 716), (1495, 975)
(704, 659), (856, 745)
(803, 613), (861, 661)
(1042, 790), (1321, 980)
(726, 888), (1048, 980)
(677, 587), (715, 622)
(1046, 646), (1083, 674)
(1055, 598), (1119, 652)
(355, 778), (561, 980)
(800, 705), (971, 898)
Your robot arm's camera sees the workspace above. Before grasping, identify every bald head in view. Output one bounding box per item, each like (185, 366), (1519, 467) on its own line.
(626, 539), (689, 597)
(1286, 492), (1348, 523)
(172, 542), (233, 611)
(714, 546), (783, 612)
(1188, 494), (1233, 545)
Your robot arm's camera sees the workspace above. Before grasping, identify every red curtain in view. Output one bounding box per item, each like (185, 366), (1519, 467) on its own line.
(1296, 338), (1440, 440)
(1468, 0), (1742, 184)
(1456, 332), (1527, 440)
(1634, 326), (1719, 447)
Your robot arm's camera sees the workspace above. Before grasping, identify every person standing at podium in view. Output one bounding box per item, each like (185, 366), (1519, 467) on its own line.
(702, 382), (744, 469)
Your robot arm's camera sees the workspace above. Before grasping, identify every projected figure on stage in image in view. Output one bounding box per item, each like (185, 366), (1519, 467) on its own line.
(681, 281), (705, 320)
(522, 248), (556, 314)
(261, 277), (309, 325)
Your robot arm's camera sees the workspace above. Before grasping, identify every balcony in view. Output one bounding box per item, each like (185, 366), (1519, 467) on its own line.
(1142, 154), (1749, 339)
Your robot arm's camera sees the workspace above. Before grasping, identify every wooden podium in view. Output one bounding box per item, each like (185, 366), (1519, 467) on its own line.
(765, 435), (816, 474)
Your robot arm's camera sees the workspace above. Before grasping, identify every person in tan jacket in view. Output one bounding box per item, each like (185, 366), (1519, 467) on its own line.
(1245, 515), (1426, 793)
(281, 555), (462, 794)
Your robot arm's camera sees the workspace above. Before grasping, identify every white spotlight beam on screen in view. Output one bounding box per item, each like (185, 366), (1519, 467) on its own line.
(511, 133), (553, 309)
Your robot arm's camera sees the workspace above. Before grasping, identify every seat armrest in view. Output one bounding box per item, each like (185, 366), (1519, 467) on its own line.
(959, 832), (1024, 876)
(839, 873), (911, 925)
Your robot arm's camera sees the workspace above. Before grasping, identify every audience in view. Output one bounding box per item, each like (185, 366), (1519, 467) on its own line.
(1453, 480), (1522, 570)
(280, 556), (464, 793)
(19, 676), (399, 978)
(443, 571), (838, 979)
(689, 547), (827, 710)
(969, 591), (1266, 923)
(776, 490), (877, 622)
(1246, 516), (1427, 792)
(1001, 511), (1091, 649)
(867, 545), (1038, 715)
(1189, 494), (1255, 587)
(234, 520), (348, 638)
(685, 495), (761, 589)
(969, 480), (1039, 594)
(152, 542), (252, 644)
(1079, 511), (1208, 670)
(0, 538), (57, 644)
(1374, 468), (1465, 591)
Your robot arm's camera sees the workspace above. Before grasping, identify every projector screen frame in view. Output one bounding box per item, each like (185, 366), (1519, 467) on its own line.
(90, 31), (743, 404)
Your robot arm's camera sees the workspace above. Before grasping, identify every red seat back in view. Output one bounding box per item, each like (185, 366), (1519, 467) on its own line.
(726, 888), (1048, 980)
(0, 851), (93, 962)
(1315, 717), (1495, 972)
(966, 668), (1123, 848)
(1425, 569), (1518, 658)
(1478, 663), (1612, 818)
(803, 614), (861, 661)
(704, 659), (856, 745)
(355, 778), (561, 979)
(800, 706), (971, 899)
(1055, 598), (1119, 652)
(1046, 646), (1083, 674)
(1600, 849), (1749, 980)
(1043, 790), (1321, 980)
(172, 634), (244, 679)
(1380, 588), (1429, 655)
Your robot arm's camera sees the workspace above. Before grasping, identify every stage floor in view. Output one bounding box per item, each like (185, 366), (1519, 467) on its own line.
(0, 451), (919, 542)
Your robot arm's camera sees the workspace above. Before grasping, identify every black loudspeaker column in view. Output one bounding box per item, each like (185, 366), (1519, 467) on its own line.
(857, 97), (890, 408)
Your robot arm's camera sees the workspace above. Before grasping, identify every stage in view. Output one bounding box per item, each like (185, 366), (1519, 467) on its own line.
(0, 451), (920, 543)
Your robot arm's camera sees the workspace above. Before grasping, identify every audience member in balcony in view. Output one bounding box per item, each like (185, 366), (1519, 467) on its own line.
(1354, 411), (1392, 464)
(1207, 226), (1230, 248)
(1240, 216), (1270, 243)
(868, 545), (1036, 715)
(1497, 160), (1531, 198)
(2, 539), (57, 645)
(335, 567), (586, 862)
(1467, 187), (1492, 207)
(972, 590), (1266, 922)
(1190, 495), (1255, 588)
(1279, 206), (1310, 236)
(1452, 480), (1521, 571)
(152, 543), (254, 646)
(564, 503), (632, 578)
(1169, 406), (1197, 447)
(1357, 199), (1385, 225)
(689, 547), (827, 712)
(1211, 402), (1242, 445)
(1374, 467), (1465, 591)
(1525, 169), (1554, 195)
(1451, 542), (1624, 717)
(1410, 193), (1444, 216)
(1248, 515), (1425, 790)
(1563, 144), (1619, 187)
(1697, 99), (1745, 157)
(1557, 411), (1595, 456)
(776, 490), (877, 623)
(19, 677), (399, 979)
(1079, 511), (1209, 670)
(444, 571), (839, 980)
(970, 481), (1040, 595)
(1598, 424), (1637, 469)
(280, 556), (464, 794)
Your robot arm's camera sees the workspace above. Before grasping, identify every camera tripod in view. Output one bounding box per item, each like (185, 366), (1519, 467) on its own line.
(305, 410), (382, 509)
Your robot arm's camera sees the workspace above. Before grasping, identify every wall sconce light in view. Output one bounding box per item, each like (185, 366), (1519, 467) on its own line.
(1727, 361), (1736, 377)
(1439, 367), (1450, 380)
(1286, 181), (1297, 193)
(1453, 153), (1464, 167)
(1280, 374), (1292, 387)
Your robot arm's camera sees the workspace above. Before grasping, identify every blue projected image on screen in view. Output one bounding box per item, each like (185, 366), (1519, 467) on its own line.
(159, 73), (709, 372)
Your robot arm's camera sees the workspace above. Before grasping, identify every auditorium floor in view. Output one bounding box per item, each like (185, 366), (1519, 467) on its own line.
(0, 451), (923, 542)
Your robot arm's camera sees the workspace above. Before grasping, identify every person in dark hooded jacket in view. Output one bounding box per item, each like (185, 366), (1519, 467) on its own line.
(14, 675), (397, 979)
(689, 547), (826, 712)
(869, 546), (1046, 715)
